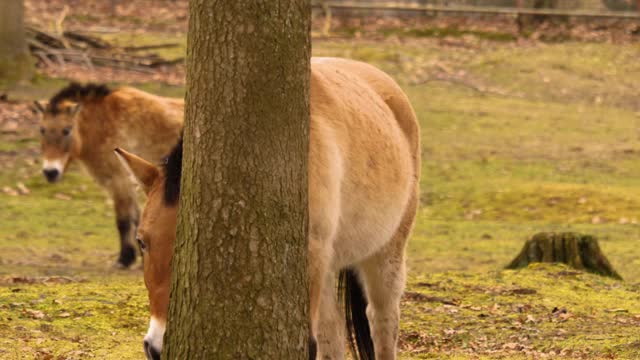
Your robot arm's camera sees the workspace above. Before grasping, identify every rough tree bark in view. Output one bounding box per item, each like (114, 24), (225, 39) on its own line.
(163, 1), (310, 359)
(507, 232), (622, 280)
(0, 0), (32, 87)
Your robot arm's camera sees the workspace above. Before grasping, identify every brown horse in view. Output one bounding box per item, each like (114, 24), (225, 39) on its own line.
(116, 57), (420, 360)
(34, 83), (183, 267)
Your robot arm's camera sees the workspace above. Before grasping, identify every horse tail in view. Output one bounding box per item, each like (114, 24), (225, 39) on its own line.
(339, 268), (375, 360)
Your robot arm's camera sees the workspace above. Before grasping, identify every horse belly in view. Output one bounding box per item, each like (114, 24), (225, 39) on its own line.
(329, 142), (413, 270)
(330, 200), (408, 270)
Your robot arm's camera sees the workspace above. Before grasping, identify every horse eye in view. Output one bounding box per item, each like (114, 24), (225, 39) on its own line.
(39, 127), (45, 135)
(137, 237), (147, 251)
(62, 127), (72, 136)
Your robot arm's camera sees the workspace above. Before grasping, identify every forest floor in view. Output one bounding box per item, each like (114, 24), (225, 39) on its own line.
(1, 2), (640, 359)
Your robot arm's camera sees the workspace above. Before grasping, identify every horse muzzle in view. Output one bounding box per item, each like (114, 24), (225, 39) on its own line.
(43, 168), (61, 183)
(42, 159), (65, 183)
(144, 317), (165, 360)
(144, 340), (161, 360)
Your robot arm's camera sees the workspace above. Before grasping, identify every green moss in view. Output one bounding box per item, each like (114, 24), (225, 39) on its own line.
(401, 264), (640, 359)
(0, 278), (146, 359)
(100, 33), (187, 61)
(133, 82), (185, 98)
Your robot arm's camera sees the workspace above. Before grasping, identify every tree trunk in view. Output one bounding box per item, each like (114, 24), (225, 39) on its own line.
(0, 0), (32, 88)
(507, 232), (622, 280)
(163, 1), (310, 359)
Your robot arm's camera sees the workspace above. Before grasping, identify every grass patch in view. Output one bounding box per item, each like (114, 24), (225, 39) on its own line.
(0, 277), (145, 359)
(381, 27), (517, 42)
(401, 263), (640, 359)
(100, 33), (187, 61)
(1, 38), (639, 358)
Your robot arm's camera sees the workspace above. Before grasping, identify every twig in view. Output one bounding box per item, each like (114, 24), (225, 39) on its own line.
(64, 31), (111, 49)
(25, 24), (183, 72)
(55, 5), (69, 35)
(54, 6), (71, 49)
(124, 43), (180, 52)
(148, 57), (184, 67)
(33, 51), (56, 68)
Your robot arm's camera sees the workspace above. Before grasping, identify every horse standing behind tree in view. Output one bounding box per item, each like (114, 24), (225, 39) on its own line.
(34, 83), (183, 267)
(116, 57), (420, 360)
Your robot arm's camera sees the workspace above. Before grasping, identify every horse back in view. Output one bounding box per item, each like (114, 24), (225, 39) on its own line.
(79, 87), (184, 164)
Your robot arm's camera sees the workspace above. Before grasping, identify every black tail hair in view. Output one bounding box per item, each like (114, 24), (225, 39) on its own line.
(339, 268), (375, 360)
(308, 334), (317, 360)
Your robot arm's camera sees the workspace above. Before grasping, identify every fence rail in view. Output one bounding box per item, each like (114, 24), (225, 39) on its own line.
(311, 1), (640, 19)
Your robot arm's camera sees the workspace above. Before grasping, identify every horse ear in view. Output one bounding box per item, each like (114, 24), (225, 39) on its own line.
(67, 103), (82, 117)
(114, 148), (159, 194)
(32, 100), (46, 114)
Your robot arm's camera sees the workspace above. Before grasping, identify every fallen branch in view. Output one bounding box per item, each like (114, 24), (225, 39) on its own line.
(64, 31), (111, 49)
(24, 24), (182, 72)
(124, 43), (180, 52)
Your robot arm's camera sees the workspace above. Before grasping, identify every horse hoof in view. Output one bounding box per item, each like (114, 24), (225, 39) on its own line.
(117, 247), (137, 268)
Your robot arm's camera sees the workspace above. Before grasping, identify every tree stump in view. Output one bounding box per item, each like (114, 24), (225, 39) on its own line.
(506, 232), (622, 280)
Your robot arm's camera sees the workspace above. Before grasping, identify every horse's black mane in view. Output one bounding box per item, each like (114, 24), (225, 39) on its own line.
(48, 82), (112, 114)
(164, 138), (183, 205)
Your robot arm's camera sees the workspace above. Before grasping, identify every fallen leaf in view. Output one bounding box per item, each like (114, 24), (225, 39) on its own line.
(25, 309), (45, 319)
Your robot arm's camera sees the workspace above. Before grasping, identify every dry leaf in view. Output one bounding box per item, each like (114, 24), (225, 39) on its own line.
(25, 309), (45, 319)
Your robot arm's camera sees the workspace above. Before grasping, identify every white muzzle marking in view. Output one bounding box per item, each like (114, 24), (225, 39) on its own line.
(42, 159), (64, 173)
(144, 317), (165, 358)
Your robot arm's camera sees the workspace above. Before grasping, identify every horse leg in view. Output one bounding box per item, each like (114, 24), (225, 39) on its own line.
(357, 248), (405, 360)
(316, 273), (346, 360)
(112, 183), (140, 268)
(308, 236), (331, 360)
(358, 192), (417, 360)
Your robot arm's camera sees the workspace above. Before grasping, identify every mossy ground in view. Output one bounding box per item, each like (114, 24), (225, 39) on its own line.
(1, 32), (640, 358)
